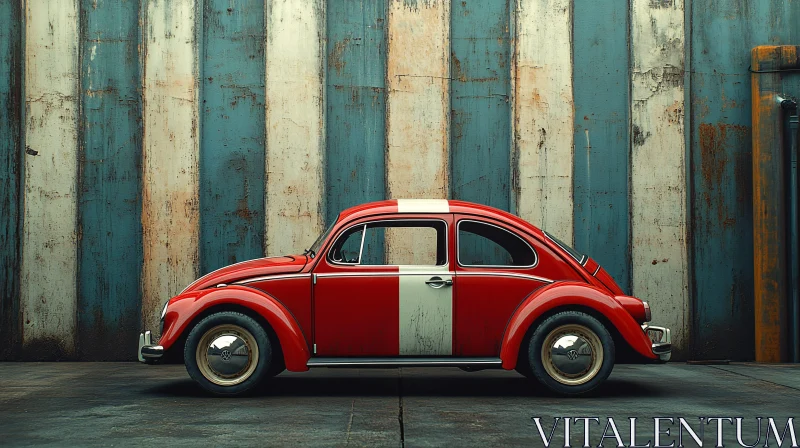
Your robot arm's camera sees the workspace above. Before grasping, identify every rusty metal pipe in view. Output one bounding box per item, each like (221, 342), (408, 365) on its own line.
(783, 98), (800, 363)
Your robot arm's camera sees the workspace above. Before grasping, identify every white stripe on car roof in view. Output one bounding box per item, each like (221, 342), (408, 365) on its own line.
(396, 199), (450, 213)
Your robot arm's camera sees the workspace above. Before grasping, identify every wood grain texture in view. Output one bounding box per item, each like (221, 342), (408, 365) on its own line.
(450, 0), (512, 212)
(630, 0), (688, 354)
(78, 0), (143, 360)
(0, 0), (22, 360)
(21, 0), (80, 359)
(450, 0), (512, 267)
(513, 0), (573, 242)
(572, 0), (631, 293)
(385, 0), (449, 265)
(200, 0), (266, 271)
(265, 0), (325, 256)
(326, 0), (387, 261)
(142, 0), (200, 334)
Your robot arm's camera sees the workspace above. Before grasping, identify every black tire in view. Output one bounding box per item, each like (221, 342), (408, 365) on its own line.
(184, 311), (273, 396)
(515, 331), (535, 379)
(527, 311), (615, 395)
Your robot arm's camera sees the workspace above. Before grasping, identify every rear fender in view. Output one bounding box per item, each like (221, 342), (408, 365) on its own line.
(499, 282), (656, 369)
(160, 285), (311, 371)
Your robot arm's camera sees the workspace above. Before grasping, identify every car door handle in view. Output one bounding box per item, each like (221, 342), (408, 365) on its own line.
(425, 276), (453, 288)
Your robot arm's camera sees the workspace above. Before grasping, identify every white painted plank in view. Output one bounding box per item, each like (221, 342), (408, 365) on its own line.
(386, 0), (449, 266)
(513, 0), (574, 242)
(142, 0), (200, 333)
(631, 0), (688, 352)
(265, 0), (325, 256)
(21, 0), (80, 356)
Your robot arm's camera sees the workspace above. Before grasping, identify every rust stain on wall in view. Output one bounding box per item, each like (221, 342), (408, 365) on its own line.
(698, 122), (750, 228)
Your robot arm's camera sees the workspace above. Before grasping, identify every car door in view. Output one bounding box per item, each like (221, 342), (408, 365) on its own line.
(312, 216), (455, 357)
(452, 216), (553, 356)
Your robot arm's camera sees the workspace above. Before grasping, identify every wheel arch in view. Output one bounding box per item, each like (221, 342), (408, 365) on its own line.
(160, 285), (310, 371)
(499, 282), (656, 370)
(512, 304), (630, 372)
(170, 303), (286, 371)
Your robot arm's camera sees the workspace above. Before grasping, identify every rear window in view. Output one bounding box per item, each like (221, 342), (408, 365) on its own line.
(544, 231), (585, 264)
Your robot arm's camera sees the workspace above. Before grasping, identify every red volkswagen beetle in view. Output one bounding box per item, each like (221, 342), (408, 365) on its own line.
(138, 199), (671, 396)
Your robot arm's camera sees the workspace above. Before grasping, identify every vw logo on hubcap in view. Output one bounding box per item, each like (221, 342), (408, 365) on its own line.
(220, 349), (232, 361)
(566, 349), (579, 360)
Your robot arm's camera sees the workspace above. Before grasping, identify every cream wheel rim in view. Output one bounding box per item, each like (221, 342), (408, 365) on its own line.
(196, 324), (259, 386)
(541, 324), (603, 386)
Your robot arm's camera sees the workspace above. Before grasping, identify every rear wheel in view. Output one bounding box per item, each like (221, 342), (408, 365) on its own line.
(527, 311), (615, 395)
(184, 311), (273, 396)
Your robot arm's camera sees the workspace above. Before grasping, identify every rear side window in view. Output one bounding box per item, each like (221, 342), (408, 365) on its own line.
(457, 220), (536, 267)
(544, 230), (585, 264)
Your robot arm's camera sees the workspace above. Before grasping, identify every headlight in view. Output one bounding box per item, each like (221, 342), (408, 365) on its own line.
(160, 301), (168, 320)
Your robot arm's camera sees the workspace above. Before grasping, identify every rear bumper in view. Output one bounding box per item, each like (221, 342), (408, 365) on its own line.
(137, 331), (164, 363)
(643, 325), (672, 362)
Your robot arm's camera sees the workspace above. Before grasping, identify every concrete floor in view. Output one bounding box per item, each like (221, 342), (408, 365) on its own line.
(0, 362), (798, 447)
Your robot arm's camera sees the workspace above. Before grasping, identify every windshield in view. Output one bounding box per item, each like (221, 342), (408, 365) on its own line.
(544, 230), (586, 264)
(308, 218), (337, 257)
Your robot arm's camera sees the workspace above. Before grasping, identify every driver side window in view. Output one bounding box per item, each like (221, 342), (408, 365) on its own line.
(328, 220), (446, 266)
(330, 225), (365, 264)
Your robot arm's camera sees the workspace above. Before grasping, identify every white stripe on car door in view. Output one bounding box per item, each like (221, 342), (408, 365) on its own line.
(398, 265), (453, 355)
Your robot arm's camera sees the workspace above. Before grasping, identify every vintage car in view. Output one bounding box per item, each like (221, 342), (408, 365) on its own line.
(138, 199), (671, 396)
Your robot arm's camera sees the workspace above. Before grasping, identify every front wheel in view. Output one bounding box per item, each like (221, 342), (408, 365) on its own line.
(184, 311), (273, 396)
(527, 311), (615, 395)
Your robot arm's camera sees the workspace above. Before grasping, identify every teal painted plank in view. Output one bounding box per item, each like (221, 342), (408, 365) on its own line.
(78, 0), (142, 360)
(0, 0), (22, 360)
(326, 0), (387, 261)
(200, 0), (266, 273)
(450, 0), (511, 212)
(572, 0), (631, 294)
(690, 0), (800, 360)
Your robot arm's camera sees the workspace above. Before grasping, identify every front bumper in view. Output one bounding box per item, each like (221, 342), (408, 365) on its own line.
(137, 331), (164, 363)
(643, 325), (672, 362)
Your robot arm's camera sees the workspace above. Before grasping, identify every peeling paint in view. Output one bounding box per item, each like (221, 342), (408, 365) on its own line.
(687, 0), (800, 360)
(326, 0), (387, 265)
(386, 0), (449, 264)
(573, 0), (631, 293)
(630, 0), (688, 355)
(141, 0), (200, 334)
(450, 0), (511, 218)
(514, 0), (574, 243)
(265, 0), (325, 257)
(21, 0), (80, 359)
(78, 0), (143, 360)
(201, 0), (266, 271)
(0, 0), (22, 360)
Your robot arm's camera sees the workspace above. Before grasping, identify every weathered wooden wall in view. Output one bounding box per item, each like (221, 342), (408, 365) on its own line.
(78, 0), (143, 360)
(1, 0), (796, 360)
(0, 0), (22, 360)
(689, 0), (800, 360)
(22, 0), (80, 359)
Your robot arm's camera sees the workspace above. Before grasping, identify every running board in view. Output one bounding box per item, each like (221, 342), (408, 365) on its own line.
(306, 357), (503, 368)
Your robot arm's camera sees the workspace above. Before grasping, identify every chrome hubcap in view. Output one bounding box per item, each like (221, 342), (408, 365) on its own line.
(196, 324), (259, 386)
(541, 324), (603, 386)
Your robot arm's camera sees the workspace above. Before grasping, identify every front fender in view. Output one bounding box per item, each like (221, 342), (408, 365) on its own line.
(160, 285), (311, 371)
(499, 282), (656, 369)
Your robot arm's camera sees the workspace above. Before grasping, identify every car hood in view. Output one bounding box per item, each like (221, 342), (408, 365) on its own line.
(181, 255), (308, 293)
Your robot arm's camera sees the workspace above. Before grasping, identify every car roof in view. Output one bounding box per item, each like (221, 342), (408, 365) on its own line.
(336, 199), (545, 238)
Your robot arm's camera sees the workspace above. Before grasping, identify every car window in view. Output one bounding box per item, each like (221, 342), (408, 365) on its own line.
(330, 225), (364, 264)
(457, 220), (536, 267)
(543, 230), (586, 264)
(329, 220), (447, 266)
